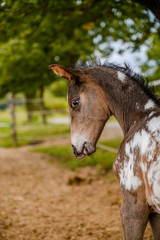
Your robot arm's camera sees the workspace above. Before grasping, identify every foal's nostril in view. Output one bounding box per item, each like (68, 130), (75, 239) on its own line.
(72, 145), (77, 155)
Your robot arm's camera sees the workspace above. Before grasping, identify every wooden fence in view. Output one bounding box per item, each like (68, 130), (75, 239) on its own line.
(0, 94), (68, 143)
(0, 78), (160, 145)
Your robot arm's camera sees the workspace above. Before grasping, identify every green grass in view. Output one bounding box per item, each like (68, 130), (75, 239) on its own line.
(32, 138), (122, 172)
(0, 123), (70, 147)
(0, 105), (70, 147)
(0, 92), (71, 147)
(0, 94), (119, 148)
(99, 138), (122, 149)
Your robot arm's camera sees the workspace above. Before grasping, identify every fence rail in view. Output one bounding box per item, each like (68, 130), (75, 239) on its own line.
(149, 79), (160, 86)
(0, 77), (160, 150)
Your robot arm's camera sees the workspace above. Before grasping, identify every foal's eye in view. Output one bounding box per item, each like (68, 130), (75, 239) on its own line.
(71, 99), (79, 109)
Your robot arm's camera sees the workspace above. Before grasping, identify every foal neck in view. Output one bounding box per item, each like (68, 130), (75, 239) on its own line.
(102, 70), (157, 136)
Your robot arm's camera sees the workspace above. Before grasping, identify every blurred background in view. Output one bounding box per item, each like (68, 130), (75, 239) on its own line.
(0, 2), (160, 239)
(0, 0), (159, 155)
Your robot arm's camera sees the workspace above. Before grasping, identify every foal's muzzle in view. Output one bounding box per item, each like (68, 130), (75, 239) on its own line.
(72, 142), (96, 159)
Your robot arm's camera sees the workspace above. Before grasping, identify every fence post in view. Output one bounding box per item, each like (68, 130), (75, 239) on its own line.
(9, 92), (17, 143)
(40, 86), (47, 124)
(25, 97), (33, 122)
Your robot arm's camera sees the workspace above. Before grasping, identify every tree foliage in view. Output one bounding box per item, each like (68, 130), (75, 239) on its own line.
(0, 39), (51, 96)
(134, 0), (160, 20)
(141, 35), (160, 80)
(0, 0), (159, 96)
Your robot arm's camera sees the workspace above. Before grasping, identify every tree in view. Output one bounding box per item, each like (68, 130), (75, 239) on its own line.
(0, 39), (52, 122)
(141, 35), (160, 81)
(0, 0), (159, 103)
(134, 0), (160, 20)
(0, 0), (159, 52)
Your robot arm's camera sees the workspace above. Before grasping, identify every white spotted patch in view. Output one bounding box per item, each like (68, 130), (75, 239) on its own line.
(144, 99), (155, 110)
(130, 129), (156, 163)
(119, 130), (152, 191)
(147, 159), (160, 212)
(140, 162), (147, 172)
(119, 158), (142, 191)
(147, 116), (160, 133)
(118, 113), (160, 212)
(117, 71), (126, 82)
(148, 111), (155, 118)
(130, 130), (150, 155)
(136, 102), (140, 110)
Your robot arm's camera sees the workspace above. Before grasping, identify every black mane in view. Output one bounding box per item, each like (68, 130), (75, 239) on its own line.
(75, 60), (160, 107)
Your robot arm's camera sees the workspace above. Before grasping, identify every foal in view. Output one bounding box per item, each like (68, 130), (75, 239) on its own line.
(49, 62), (160, 240)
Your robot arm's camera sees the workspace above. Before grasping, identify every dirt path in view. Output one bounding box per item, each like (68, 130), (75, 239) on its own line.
(0, 141), (152, 240)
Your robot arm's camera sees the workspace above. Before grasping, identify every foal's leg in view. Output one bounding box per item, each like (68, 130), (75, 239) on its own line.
(120, 192), (149, 240)
(149, 213), (160, 240)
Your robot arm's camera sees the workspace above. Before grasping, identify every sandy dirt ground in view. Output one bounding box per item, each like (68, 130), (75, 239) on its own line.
(0, 127), (153, 240)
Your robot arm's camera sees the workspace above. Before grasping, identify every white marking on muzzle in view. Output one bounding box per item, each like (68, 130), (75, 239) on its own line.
(71, 133), (89, 153)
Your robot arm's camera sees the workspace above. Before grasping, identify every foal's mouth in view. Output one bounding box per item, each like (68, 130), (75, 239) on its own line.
(76, 147), (88, 159)
(72, 142), (96, 159)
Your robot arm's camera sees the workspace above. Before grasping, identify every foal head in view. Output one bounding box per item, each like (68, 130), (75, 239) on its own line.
(49, 64), (111, 158)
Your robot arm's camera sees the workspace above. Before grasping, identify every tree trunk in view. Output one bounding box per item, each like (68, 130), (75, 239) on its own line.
(40, 86), (47, 124)
(25, 95), (33, 122)
(9, 92), (17, 143)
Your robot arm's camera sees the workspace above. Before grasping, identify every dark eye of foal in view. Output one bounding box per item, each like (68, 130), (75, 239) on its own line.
(71, 99), (79, 109)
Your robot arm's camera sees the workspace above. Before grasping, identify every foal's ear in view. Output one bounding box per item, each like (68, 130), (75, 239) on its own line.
(49, 64), (78, 82)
